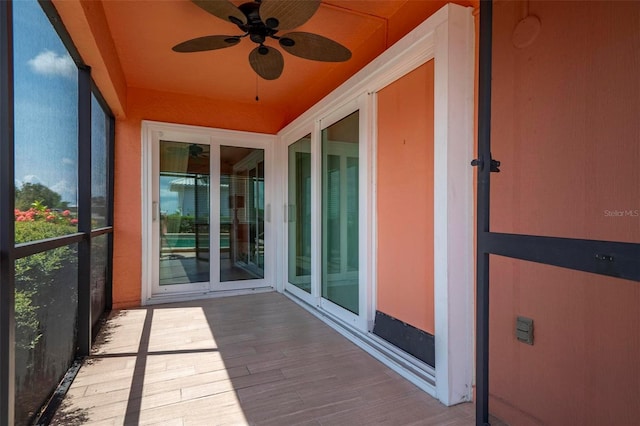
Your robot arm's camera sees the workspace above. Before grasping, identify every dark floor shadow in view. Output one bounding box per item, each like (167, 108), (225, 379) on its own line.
(88, 347), (219, 360)
(49, 400), (90, 426)
(120, 308), (222, 425)
(91, 310), (127, 350)
(122, 308), (153, 425)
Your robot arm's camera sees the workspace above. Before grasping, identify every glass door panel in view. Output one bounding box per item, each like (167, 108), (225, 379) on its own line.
(159, 141), (210, 286)
(288, 135), (312, 293)
(322, 111), (359, 314)
(148, 126), (272, 299)
(220, 146), (265, 282)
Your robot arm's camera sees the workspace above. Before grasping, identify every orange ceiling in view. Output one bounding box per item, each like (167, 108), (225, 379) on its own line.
(65, 0), (474, 127)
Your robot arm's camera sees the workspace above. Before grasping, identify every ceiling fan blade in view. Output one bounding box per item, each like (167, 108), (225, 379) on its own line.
(259, 0), (320, 31)
(191, 0), (247, 25)
(172, 35), (240, 53)
(249, 46), (284, 80)
(279, 32), (351, 62)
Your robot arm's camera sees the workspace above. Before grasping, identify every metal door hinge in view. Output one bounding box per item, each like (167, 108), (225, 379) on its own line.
(471, 155), (501, 173)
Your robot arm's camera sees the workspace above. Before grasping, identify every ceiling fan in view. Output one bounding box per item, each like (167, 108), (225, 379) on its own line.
(172, 0), (352, 80)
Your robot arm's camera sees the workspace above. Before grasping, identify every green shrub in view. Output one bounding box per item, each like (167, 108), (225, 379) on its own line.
(15, 290), (40, 351)
(166, 214), (195, 233)
(13, 198), (79, 424)
(14, 220), (78, 384)
(15, 220), (77, 244)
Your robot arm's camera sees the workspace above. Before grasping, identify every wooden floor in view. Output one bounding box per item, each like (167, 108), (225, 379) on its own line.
(52, 292), (482, 425)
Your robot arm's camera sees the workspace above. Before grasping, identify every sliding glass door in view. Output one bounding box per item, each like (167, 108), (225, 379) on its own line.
(287, 135), (312, 294)
(321, 111), (360, 315)
(157, 140), (211, 291)
(285, 105), (363, 325)
(148, 125), (272, 298)
(218, 145), (266, 286)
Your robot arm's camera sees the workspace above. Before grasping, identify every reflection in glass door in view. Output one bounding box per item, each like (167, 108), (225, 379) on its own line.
(220, 146), (265, 282)
(158, 141), (210, 287)
(322, 111), (359, 314)
(148, 124), (273, 299)
(288, 135), (312, 293)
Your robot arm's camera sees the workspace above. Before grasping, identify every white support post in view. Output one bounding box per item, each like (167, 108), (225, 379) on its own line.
(433, 4), (475, 406)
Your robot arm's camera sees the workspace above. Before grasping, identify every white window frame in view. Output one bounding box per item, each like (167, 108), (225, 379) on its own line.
(283, 132), (315, 305)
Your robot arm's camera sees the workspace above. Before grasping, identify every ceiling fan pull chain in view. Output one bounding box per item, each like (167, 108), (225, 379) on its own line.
(255, 74), (260, 102)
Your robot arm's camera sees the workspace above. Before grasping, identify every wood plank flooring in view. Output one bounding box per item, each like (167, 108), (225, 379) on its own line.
(52, 292), (482, 425)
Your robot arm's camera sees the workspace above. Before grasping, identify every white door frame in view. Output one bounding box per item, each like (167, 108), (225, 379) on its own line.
(316, 97), (370, 330)
(141, 121), (277, 305)
(282, 96), (371, 331)
(284, 132), (315, 306)
(211, 136), (271, 292)
(278, 3), (475, 406)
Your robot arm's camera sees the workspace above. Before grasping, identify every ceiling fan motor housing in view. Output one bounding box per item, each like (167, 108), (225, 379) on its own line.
(238, 2), (279, 45)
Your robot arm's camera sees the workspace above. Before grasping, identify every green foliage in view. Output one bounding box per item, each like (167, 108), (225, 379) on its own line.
(15, 220), (77, 244)
(14, 220), (78, 370)
(14, 222), (77, 294)
(15, 182), (69, 211)
(15, 245), (76, 292)
(166, 214), (195, 233)
(15, 291), (41, 351)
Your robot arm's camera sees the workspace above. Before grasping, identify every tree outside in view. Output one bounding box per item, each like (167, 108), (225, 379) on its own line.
(15, 182), (70, 211)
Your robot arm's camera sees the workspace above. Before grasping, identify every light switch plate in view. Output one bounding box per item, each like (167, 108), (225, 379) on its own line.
(516, 316), (534, 345)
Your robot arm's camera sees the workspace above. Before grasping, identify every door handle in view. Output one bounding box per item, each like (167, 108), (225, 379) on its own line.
(152, 201), (158, 221)
(266, 204), (271, 223)
(288, 204), (295, 223)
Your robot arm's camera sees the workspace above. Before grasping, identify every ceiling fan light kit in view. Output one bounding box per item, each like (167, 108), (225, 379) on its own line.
(173, 0), (352, 80)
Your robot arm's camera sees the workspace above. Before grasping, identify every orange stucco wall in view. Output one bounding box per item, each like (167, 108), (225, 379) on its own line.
(112, 88), (287, 308)
(376, 61), (435, 334)
(52, 0), (127, 117)
(489, 1), (640, 424)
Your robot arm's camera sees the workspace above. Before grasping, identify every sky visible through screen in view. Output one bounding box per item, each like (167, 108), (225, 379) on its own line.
(13, 0), (107, 207)
(13, 0), (205, 215)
